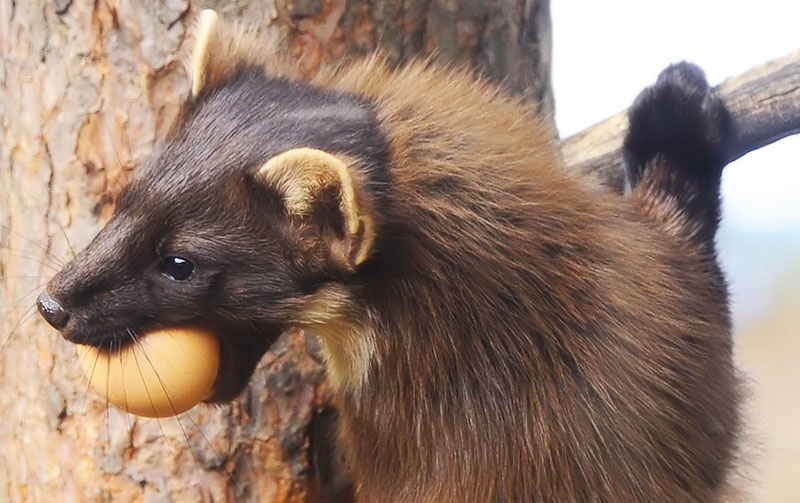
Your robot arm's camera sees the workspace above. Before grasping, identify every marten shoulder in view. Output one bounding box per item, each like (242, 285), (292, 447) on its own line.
(41, 10), (741, 503)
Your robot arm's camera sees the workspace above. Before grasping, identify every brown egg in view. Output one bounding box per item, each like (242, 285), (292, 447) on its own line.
(77, 327), (221, 418)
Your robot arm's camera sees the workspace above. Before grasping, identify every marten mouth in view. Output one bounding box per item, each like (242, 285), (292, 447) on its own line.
(59, 321), (278, 406)
(53, 312), (280, 407)
(205, 327), (278, 403)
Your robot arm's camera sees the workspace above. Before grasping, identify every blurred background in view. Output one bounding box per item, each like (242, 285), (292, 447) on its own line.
(0, 1), (795, 501)
(552, 1), (800, 500)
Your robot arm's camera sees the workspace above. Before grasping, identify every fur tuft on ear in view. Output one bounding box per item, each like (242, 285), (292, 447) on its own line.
(257, 148), (376, 270)
(187, 10), (299, 97)
(190, 9), (219, 97)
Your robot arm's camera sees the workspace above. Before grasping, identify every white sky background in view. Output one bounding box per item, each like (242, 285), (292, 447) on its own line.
(551, 0), (800, 232)
(551, 1), (800, 326)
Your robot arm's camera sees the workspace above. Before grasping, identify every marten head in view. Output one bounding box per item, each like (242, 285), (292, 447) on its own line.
(37, 11), (388, 402)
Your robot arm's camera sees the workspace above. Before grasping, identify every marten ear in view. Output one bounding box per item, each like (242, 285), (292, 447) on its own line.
(190, 9), (219, 97)
(189, 10), (299, 97)
(256, 148), (375, 271)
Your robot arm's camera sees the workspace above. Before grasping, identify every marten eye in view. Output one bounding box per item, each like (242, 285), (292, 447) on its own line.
(161, 256), (195, 281)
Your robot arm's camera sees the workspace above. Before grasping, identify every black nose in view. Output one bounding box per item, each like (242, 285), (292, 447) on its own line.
(37, 290), (70, 330)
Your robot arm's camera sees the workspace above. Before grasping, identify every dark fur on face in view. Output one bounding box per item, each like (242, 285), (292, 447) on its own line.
(41, 13), (742, 503)
(45, 67), (390, 401)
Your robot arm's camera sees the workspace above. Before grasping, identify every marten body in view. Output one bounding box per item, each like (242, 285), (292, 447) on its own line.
(39, 13), (741, 502)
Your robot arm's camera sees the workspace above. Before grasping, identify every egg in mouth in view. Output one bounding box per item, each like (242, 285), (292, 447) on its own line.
(77, 327), (221, 418)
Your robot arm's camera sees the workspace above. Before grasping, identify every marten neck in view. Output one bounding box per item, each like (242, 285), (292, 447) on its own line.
(298, 161), (630, 495)
(299, 60), (658, 499)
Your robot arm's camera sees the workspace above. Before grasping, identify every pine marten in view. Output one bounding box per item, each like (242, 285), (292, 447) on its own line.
(38, 10), (741, 502)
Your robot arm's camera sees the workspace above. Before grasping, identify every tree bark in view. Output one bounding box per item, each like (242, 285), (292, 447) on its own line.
(0, 1), (552, 502)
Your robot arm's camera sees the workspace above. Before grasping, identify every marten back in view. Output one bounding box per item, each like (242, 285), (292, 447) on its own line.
(306, 59), (741, 502)
(39, 12), (741, 503)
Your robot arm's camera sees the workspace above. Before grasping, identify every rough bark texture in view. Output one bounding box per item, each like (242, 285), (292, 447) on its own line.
(562, 49), (800, 192)
(0, 1), (552, 502)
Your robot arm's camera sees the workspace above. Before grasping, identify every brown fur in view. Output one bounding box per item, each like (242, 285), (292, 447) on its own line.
(199, 14), (742, 502)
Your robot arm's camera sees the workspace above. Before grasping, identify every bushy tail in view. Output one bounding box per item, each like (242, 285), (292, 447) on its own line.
(623, 62), (732, 252)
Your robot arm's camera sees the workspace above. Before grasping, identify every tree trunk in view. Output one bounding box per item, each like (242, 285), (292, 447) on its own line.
(0, 1), (552, 502)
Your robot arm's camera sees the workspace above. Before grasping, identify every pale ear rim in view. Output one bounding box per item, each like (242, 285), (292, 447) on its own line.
(190, 9), (219, 97)
(258, 148), (361, 235)
(257, 147), (375, 268)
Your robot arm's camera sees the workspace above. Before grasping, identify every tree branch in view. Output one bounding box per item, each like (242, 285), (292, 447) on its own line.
(561, 50), (800, 192)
